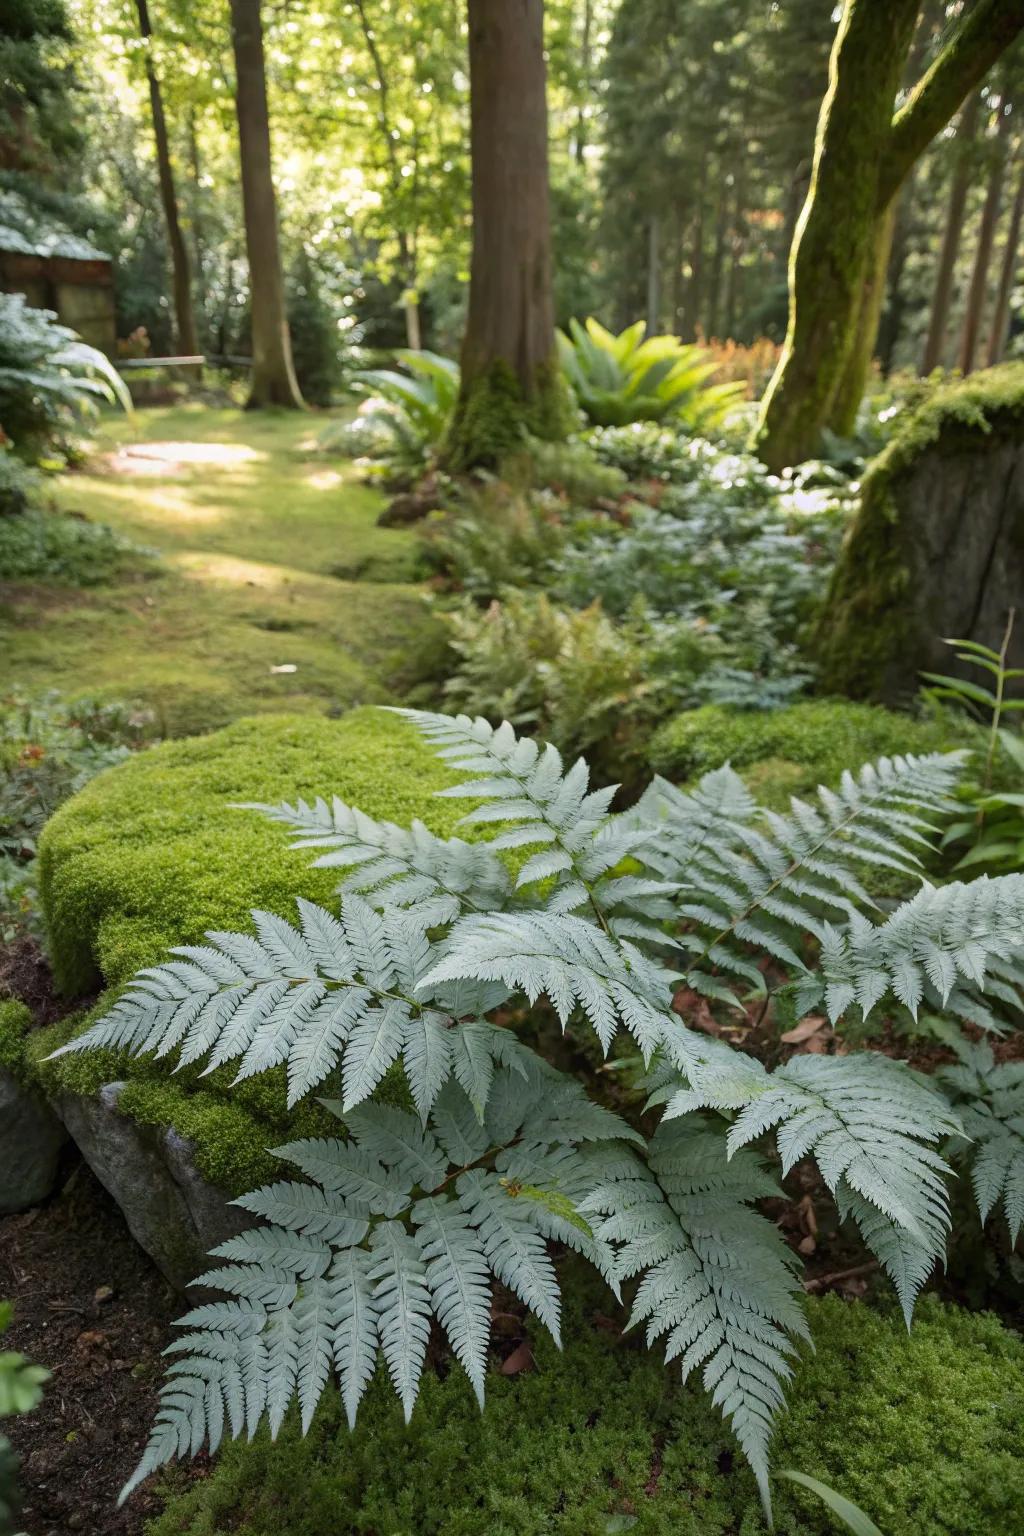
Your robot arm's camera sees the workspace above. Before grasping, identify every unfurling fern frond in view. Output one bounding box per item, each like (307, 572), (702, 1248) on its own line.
(582, 1118), (807, 1514)
(666, 1051), (961, 1322)
(241, 797), (512, 924)
(937, 1039), (1024, 1246)
(120, 1080), (636, 1501)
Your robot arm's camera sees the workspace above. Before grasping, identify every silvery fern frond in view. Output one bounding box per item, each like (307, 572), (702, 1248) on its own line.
(667, 1051), (961, 1322)
(119, 1078), (638, 1502)
(678, 751), (966, 997)
(394, 709), (678, 927)
(47, 896), (517, 1116)
(812, 875), (1024, 1025)
(240, 797), (512, 924)
(937, 1039), (1024, 1246)
(421, 909), (678, 1059)
(581, 1118), (807, 1516)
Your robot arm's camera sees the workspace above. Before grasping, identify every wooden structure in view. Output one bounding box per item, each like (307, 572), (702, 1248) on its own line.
(0, 194), (116, 354)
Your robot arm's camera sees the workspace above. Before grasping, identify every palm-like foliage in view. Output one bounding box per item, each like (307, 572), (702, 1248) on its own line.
(350, 348), (459, 468)
(557, 318), (744, 430)
(0, 293), (130, 455)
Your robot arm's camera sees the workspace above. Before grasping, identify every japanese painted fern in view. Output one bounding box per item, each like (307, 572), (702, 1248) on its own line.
(53, 709), (1024, 1518)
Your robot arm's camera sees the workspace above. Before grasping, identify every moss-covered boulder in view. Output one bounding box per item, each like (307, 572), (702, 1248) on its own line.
(816, 364), (1024, 703)
(38, 707), (469, 998)
(647, 699), (967, 809)
(15, 709), (473, 1265)
(147, 1289), (1024, 1536)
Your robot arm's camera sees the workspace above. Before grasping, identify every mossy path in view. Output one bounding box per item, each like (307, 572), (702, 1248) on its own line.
(1, 406), (442, 735)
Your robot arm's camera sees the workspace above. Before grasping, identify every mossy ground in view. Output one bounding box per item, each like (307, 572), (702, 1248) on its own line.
(1, 406), (445, 736)
(147, 1286), (1024, 1536)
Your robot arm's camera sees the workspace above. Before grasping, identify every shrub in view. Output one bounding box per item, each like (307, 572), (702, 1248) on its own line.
(558, 319), (744, 431)
(648, 699), (970, 807)
(0, 692), (155, 944)
(424, 481), (572, 601)
(286, 248), (348, 407)
(0, 292), (130, 458)
(56, 708), (1024, 1514)
(440, 592), (703, 778)
(0, 448), (38, 515)
(0, 503), (151, 585)
(344, 349), (459, 472)
(143, 1290), (1024, 1536)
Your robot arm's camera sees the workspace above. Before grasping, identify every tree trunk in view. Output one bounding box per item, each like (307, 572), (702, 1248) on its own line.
(706, 176), (729, 340)
(646, 214), (660, 334)
(960, 106), (1011, 374)
(921, 93), (981, 374)
(827, 201), (897, 433)
(987, 156), (1024, 366)
(754, 0), (1024, 471)
(446, 0), (565, 468)
(876, 180), (915, 372)
(228, 0), (303, 409)
(575, 0), (592, 165)
(134, 0), (198, 358)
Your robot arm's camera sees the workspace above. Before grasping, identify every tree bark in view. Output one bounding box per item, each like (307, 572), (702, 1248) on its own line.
(575, 0), (592, 165)
(645, 213), (660, 335)
(987, 156), (1024, 366)
(754, 0), (1024, 472)
(876, 180), (915, 372)
(446, 0), (564, 467)
(134, 0), (198, 358)
(228, 0), (303, 409)
(960, 106), (1011, 374)
(921, 93), (981, 374)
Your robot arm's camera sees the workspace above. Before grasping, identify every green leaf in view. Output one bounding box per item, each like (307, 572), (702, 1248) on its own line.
(778, 1471), (883, 1536)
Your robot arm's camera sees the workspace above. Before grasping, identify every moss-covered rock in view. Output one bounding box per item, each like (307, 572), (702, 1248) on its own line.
(38, 707), (469, 999)
(146, 1288), (1024, 1536)
(647, 699), (968, 809)
(815, 363), (1024, 703)
(22, 708), (473, 1202)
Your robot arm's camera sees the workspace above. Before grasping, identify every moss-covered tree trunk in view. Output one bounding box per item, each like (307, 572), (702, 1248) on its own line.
(754, 0), (1024, 472)
(229, 0), (304, 410)
(446, 0), (567, 468)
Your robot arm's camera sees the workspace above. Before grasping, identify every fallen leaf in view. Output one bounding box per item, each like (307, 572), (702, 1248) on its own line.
(270, 663), (298, 674)
(500, 1342), (534, 1376)
(780, 1015), (826, 1044)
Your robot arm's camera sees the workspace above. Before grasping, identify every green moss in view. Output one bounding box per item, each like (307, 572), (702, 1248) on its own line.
(647, 699), (968, 809)
(446, 358), (572, 470)
(0, 1000), (32, 1083)
(21, 708), (476, 1193)
(146, 1288), (1024, 1536)
(816, 365), (1024, 700)
(38, 707), (469, 998)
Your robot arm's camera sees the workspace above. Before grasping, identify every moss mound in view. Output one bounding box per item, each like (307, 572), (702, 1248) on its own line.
(27, 708), (471, 1192)
(0, 1000), (32, 1082)
(147, 1290), (1024, 1536)
(647, 699), (966, 809)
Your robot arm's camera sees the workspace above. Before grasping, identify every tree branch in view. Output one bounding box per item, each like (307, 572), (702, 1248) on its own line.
(879, 0), (1024, 206)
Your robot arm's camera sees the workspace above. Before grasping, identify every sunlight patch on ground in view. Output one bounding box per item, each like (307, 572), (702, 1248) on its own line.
(305, 468), (344, 490)
(104, 440), (267, 477)
(171, 550), (295, 589)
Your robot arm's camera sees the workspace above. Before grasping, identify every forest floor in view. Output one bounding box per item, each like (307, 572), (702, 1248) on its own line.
(1, 406), (443, 737)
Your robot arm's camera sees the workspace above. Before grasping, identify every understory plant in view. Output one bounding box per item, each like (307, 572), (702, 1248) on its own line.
(0, 1303), (48, 1535)
(339, 349), (460, 473)
(0, 292), (131, 459)
(53, 710), (1024, 1518)
(558, 319), (745, 431)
